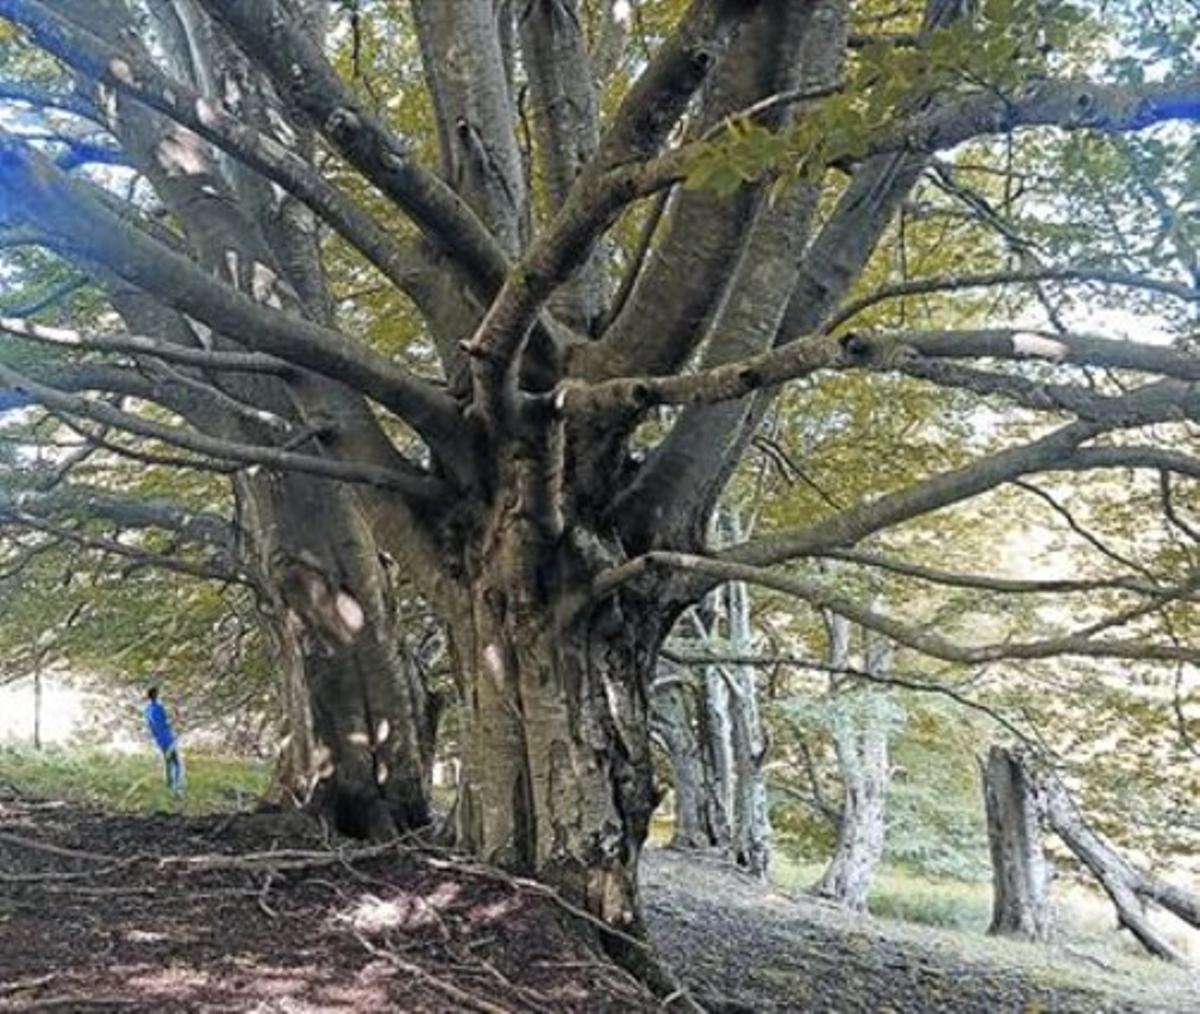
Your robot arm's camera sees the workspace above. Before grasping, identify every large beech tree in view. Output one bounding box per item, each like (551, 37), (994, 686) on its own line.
(0, 0), (1198, 937)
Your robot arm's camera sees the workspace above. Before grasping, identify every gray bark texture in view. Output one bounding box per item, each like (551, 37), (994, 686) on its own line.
(983, 746), (1052, 941)
(811, 614), (895, 912)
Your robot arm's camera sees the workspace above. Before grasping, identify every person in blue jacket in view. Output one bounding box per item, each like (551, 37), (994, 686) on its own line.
(145, 686), (184, 797)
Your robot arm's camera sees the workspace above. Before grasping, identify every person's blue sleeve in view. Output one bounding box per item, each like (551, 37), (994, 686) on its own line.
(145, 701), (175, 749)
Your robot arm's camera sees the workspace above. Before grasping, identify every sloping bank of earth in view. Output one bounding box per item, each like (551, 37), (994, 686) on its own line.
(2, 791), (1197, 1013)
(644, 848), (1200, 1013)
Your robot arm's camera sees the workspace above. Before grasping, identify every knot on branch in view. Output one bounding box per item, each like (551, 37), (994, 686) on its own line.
(839, 332), (874, 361)
(325, 107), (361, 136)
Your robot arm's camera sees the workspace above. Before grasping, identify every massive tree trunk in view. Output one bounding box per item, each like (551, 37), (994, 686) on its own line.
(983, 746), (1052, 941)
(5, 0), (1197, 961)
(450, 503), (661, 938)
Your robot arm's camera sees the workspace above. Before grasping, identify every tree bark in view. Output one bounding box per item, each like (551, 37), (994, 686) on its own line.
(812, 616), (893, 911)
(983, 746), (1052, 941)
(811, 715), (889, 911)
(449, 500), (661, 943)
(653, 680), (713, 850)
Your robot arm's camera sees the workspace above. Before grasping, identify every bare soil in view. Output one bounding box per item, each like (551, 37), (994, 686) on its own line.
(2, 791), (1197, 1013)
(0, 791), (654, 1013)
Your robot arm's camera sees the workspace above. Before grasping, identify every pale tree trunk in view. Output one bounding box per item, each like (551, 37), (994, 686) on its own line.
(983, 746), (1052, 940)
(726, 578), (770, 877)
(812, 616), (894, 911)
(1031, 758), (1200, 961)
(32, 661), (43, 752)
(656, 550), (770, 874)
(700, 656), (736, 848)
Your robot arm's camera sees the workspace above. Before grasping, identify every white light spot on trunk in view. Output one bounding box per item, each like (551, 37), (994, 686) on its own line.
(187, 318), (214, 349)
(199, 184), (220, 198)
(335, 591), (365, 635)
(224, 249), (240, 287)
(223, 75), (242, 109)
(267, 108), (297, 148)
(97, 84), (119, 129)
(376, 719), (390, 745)
(195, 97), (222, 129)
(376, 761), (388, 785)
(251, 261), (282, 307)
(483, 643), (505, 689)
(347, 731), (369, 746)
(1013, 332), (1069, 361)
(613, 0), (632, 22)
(313, 743), (334, 779)
(109, 59), (134, 85)
(156, 127), (209, 176)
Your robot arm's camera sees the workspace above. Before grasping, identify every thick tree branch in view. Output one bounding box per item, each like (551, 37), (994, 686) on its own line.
(0, 361), (447, 499)
(0, 135), (461, 449)
(612, 553), (1200, 665)
(0, 0), (456, 326)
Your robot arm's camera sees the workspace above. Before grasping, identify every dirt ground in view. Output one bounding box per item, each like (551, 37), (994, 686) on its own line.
(0, 791), (656, 1013)
(2, 792), (1198, 1013)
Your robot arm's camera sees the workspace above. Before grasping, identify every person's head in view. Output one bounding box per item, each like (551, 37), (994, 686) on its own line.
(147, 685), (159, 702)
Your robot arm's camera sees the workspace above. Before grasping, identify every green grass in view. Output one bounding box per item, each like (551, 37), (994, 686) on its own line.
(0, 745), (270, 816)
(770, 855), (993, 931)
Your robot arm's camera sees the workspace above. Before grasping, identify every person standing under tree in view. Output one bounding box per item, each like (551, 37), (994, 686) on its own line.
(144, 686), (184, 798)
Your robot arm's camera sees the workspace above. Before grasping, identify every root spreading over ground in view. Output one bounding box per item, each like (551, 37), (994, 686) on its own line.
(1, 792), (1196, 1013)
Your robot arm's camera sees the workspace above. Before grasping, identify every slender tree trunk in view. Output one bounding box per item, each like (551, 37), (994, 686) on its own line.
(726, 580), (770, 877)
(653, 681), (713, 850)
(983, 746), (1052, 940)
(700, 660), (736, 848)
(811, 717), (890, 910)
(812, 616), (894, 911)
(32, 662), (42, 752)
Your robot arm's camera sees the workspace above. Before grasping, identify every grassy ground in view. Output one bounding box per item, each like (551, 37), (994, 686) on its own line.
(772, 855), (993, 931)
(0, 745), (269, 816)
(771, 854), (1200, 964)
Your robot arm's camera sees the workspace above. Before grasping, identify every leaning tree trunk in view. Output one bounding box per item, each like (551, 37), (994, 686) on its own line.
(1033, 760), (1200, 961)
(982, 746), (1052, 941)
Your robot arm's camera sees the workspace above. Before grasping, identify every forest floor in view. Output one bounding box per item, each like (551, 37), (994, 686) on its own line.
(1, 789), (1198, 1013)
